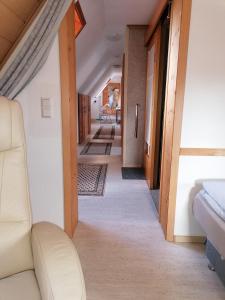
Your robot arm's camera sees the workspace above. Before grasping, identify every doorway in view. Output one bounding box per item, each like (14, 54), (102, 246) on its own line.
(60, 0), (192, 242)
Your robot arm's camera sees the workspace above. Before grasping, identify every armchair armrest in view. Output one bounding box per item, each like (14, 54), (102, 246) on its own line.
(31, 222), (86, 300)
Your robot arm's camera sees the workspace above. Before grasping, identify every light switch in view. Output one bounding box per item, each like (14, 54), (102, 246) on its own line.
(41, 97), (52, 118)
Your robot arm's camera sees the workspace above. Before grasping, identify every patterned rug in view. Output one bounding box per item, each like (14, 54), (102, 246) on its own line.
(93, 126), (115, 140)
(80, 142), (112, 155)
(78, 163), (108, 196)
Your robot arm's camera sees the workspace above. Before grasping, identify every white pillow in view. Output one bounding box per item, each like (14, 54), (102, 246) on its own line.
(203, 180), (225, 208)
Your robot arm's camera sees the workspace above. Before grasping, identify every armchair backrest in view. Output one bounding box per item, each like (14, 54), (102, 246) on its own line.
(0, 96), (33, 279)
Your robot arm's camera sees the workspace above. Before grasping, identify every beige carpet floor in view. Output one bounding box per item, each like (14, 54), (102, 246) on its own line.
(73, 123), (225, 300)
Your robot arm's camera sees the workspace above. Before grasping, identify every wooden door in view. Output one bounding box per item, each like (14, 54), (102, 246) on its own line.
(121, 54), (125, 158)
(143, 0), (192, 241)
(144, 26), (161, 189)
(84, 96), (89, 136)
(78, 94), (90, 143)
(88, 96), (91, 134)
(78, 94), (84, 144)
(78, 94), (85, 144)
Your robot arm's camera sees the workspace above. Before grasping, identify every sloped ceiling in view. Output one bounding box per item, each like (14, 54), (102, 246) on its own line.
(76, 0), (159, 97)
(0, 0), (46, 68)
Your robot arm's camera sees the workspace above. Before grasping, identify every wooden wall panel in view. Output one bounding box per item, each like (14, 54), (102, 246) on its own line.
(0, 0), (46, 67)
(1, 0), (41, 21)
(0, 38), (12, 62)
(0, 3), (24, 42)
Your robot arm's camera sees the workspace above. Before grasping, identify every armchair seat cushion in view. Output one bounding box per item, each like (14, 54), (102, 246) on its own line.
(0, 270), (41, 300)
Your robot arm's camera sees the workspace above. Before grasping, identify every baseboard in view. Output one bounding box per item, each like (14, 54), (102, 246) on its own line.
(122, 164), (143, 168)
(174, 235), (206, 244)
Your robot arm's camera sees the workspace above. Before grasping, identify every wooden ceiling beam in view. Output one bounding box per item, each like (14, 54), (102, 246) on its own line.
(0, 0), (41, 22)
(0, 0), (46, 69)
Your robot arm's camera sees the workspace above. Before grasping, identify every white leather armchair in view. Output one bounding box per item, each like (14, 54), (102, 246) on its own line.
(0, 96), (86, 300)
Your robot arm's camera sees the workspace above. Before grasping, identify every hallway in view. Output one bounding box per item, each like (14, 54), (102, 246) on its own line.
(73, 123), (225, 300)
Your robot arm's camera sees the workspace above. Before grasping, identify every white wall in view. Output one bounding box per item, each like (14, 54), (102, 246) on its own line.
(91, 95), (102, 120)
(123, 26), (147, 167)
(174, 0), (225, 236)
(17, 36), (64, 228)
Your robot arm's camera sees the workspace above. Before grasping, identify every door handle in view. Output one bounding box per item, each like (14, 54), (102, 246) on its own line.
(135, 104), (140, 138)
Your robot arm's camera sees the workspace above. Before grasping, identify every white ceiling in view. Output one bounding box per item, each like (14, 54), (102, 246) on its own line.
(76, 0), (159, 97)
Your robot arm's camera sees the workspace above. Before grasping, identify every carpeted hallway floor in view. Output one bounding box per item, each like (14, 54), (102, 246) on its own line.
(73, 122), (225, 300)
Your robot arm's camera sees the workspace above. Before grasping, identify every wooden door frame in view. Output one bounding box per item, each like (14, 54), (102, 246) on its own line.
(145, 0), (192, 241)
(58, 0), (192, 241)
(159, 0), (192, 241)
(59, 4), (78, 238)
(145, 0), (168, 45)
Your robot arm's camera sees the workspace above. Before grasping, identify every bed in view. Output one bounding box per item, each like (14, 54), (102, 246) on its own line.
(193, 180), (225, 286)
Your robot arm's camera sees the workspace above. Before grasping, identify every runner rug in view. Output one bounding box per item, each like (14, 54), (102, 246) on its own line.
(93, 126), (115, 140)
(78, 163), (108, 196)
(80, 142), (112, 155)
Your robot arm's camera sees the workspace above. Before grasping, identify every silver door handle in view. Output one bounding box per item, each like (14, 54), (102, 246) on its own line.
(135, 104), (140, 138)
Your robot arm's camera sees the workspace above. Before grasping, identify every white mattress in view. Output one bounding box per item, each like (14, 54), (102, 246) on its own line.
(193, 190), (225, 258)
(200, 189), (225, 222)
(202, 180), (225, 220)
